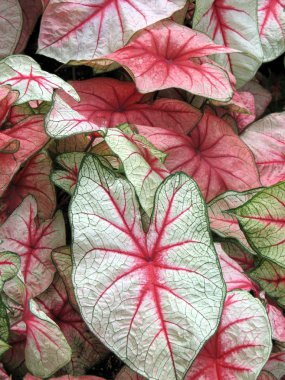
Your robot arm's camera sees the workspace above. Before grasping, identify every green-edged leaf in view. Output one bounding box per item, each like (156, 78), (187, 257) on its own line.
(208, 189), (262, 255)
(0, 251), (20, 290)
(70, 156), (225, 380)
(250, 260), (285, 308)
(221, 240), (255, 271)
(104, 128), (169, 216)
(230, 182), (285, 267)
(0, 297), (9, 342)
(0, 339), (10, 357)
(52, 153), (85, 195)
(0, 55), (79, 104)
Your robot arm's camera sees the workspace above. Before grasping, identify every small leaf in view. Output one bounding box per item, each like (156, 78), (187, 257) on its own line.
(264, 352), (285, 380)
(0, 251), (20, 290)
(70, 156), (225, 380)
(0, 55), (79, 104)
(231, 182), (285, 268)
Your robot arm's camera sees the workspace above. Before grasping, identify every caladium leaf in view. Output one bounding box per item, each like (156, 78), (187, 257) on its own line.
(24, 299), (71, 378)
(0, 86), (18, 125)
(193, 0), (263, 87)
(105, 128), (169, 216)
(137, 112), (260, 201)
(0, 0), (22, 58)
(46, 94), (105, 139)
(105, 20), (235, 101)
(52, 153), (85, 195)
(116, 366), (145, 380)
(264, 352), (285, 380)
(258, 0), (285, 62)
(215, 243), (256, 292)
(57, 77), (201, 134)
(38, 0), (187, 62)
(0, 251), (20, 290)
(208, 189), (262, 254)
(241, 112), (285, 186)
(250, 260), (285, 308)
(0, 339), (10, 357)
(240, 80), (272, 119)
(37, 274), (109, 375)
(70, 156), (225, 380)
(24, 375), (106, 380)
(266, 302), (285, 342)
(258, 371), (278, 380)
(0, 196), (66, 298)
(231, 182), (285, 268)
(0, 151), (56, 224)
(0, 114), (48, 197)
(221, 240), (255, 271)
(49, 134), (90, 154)
(0, 55), (79, 104)
(186, 290), (272, 379)
(232, 91), (256, 133)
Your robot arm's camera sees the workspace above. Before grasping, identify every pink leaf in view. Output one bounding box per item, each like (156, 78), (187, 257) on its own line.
(37, 0), (187, 62)
(57, 77), (201, 134)
(232, 91), (256, 132)
(137, 112), (260, 201)
(264, 352), (285, 380)
(186, 290), (272, 379)
(0, 114), (49, 196)
(241, 112), (285, 186)
(0, 0), (22, 57)
(0, 196), (65, 298)
(0, 151), (56, 224)
(240, 80), (272, 119)
(266, 302), (285, 342)
(258, 0), (285, 61)
(258, 371), (278, 380)
(105, 20), (235, 101)
(215, 243), (257, 293)
(36, 274), (109, 375)
(0, 86), (18, 125)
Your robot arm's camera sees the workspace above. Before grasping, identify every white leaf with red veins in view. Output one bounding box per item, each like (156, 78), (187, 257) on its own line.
(46, 94), (105, 138)
(0, 55), (79, 104)
(37, 0), (187, 62)
(0, 196), (66, 298)
(221, 241), (255, 271)
(193, 0), (263, 87)
(0, 151), (56, 225)
(0, 0), (22, 57)
(36, 274), (109, 375)
(215, 243), (256, 292)
(208, 189), (261, 254)
(137, 112), (260, 202)
(258, 0), (285, 62)
(241, 112), (285, 186)
(264, 352), (285, 380)
(24, 299), (71, 378)
(106, 20), (235, 101)
(0, 251), (20, 290)
(186, 290), (272, 380)
(105, 128), (169, 216)
(57, 77), (202, 134)
(70, 156), (225, 380)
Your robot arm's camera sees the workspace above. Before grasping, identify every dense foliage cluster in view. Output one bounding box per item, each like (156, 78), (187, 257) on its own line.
(0, 1), (285, 379)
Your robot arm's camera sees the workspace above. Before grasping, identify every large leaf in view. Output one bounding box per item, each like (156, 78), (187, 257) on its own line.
(258, 0), (285, 62)
(0, 196), (66, 298)
(241, 112), (285, 186)
(105, 128), (169, 216)
(0, 0), (22, 57)
(70, 156), (225, 380)
(36, 274), (109, 375)
(250, 260), (285, 308)
(0, 55), (79, 104)
(0, 114), (48, 197)
(208, 189), (261, 254)
(37, 0), (187, 62)
(231, 182), (285, 268)
(0, 151), (56, 224)
(105, 20), (235, 101)
(193, 0), (263, 87)
(137, 112), (260, 201)
(57, 77), (201, 134)
(186, 290), (272, 379)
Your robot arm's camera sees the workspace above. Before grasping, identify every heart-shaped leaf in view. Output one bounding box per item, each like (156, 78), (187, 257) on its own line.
(137, 112), (260, 201)
(231, 182), (285, 268)
(0, 196), (66, 298)
(193, 0), (263, 87)
(70, 156), (225, 380)
(0, 55), (79, 104)
(106, 20), (235, 101)
(38, 0), (187, 62)
(185, 290), (272, 379)
(241, 112), (285, 186)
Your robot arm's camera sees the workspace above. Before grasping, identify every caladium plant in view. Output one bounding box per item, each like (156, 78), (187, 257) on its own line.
(0, 1), (285, 379)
